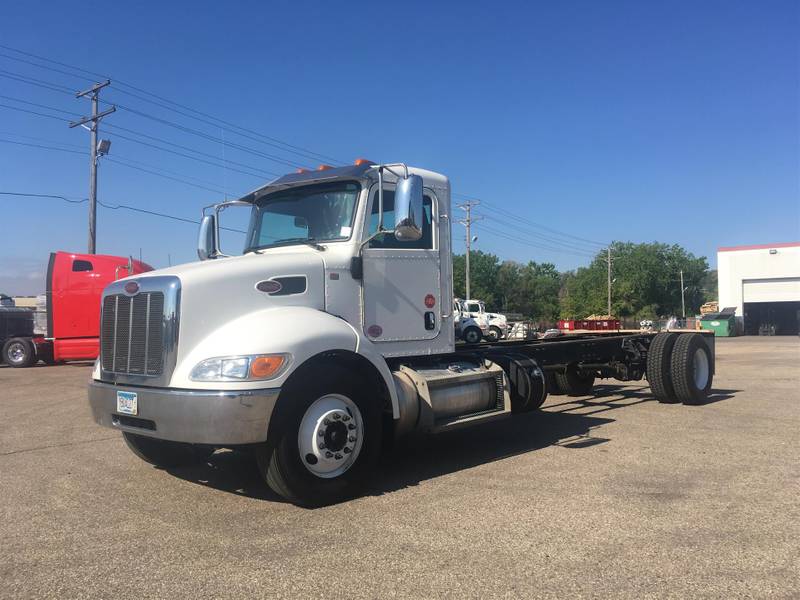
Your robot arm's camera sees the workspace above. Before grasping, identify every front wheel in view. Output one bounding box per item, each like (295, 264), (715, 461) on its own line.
(256, 366), (382, 506)
(2, 337), (36, 367)
(463, 326), (482, 344)
(123, 432), (215, 467)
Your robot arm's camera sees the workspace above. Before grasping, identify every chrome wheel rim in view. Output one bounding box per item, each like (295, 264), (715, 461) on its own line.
(298, 394), (363, 479)
(693, 348), (709, 389)
(8, 342), (25, 363)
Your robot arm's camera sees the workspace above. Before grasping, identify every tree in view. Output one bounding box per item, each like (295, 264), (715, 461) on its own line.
(560, 242), (709, 319)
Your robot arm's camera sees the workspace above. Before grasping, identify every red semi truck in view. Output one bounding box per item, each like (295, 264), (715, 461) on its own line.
(1, 251), (151, 367)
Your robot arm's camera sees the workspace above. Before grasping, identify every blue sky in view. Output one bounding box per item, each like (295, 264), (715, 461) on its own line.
(1, 0), (798, 294)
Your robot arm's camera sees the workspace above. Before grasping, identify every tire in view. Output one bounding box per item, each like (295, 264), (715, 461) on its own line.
(554, 367), (595, 396)
(463, 326), (482, 344)
(545, 371), (564, 395)
(646, 332), (679, 403)
(487, 326), (502, 342)
(256, 366), (382, 506)
(670, 333), (713, 405)
(123, 432), (215, 467)
(2, 337), (37, 368)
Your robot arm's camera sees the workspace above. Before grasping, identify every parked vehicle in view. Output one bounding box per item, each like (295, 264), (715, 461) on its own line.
(87, 161), (716, 506)
(453, 299), (487, 343)
(1, 251), (151, 367)
(463, 298), (508, 341)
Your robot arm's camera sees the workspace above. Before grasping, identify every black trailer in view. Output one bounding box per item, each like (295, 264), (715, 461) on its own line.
(0, 306), (37, 367)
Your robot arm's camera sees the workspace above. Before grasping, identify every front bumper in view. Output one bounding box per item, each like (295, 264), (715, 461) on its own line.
(88, 380), (280, 445)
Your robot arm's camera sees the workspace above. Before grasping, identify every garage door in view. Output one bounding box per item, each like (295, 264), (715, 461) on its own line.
(742, 278), (800, 303)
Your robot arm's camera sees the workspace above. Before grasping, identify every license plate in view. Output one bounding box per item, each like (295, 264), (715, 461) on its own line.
(116, 391), (138, 416)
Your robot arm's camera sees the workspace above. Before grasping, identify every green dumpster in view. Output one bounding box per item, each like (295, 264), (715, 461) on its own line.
(700, 307), (737, 337)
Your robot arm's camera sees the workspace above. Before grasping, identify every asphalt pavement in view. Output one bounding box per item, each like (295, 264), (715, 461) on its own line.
(1, 336), (798, 599)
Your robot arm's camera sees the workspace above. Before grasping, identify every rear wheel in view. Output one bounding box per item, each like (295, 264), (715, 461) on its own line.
(554, 367), (595, 396)
(670, 333), (713, 405)
(123, 432), (215, 467)
(646, 332), (679, 402)
(487, 326), (502, 342)
(463, 326), (482, 344)
(2, 337), (36, 368)
(256, 366), (382, 506)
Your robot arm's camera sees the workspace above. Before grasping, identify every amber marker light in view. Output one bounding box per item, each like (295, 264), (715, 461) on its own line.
(250, 355), (286, 379)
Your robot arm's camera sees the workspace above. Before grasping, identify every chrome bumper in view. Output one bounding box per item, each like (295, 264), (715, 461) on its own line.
(88, 380), (280, 445)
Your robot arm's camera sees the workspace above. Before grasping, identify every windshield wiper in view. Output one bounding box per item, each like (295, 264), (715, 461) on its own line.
(244, 238), (326, 252)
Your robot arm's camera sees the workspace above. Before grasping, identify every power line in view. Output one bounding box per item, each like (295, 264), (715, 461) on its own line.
(105, 101), (309, 169)
(0, 43), (343, 165)
(0, 93), (81, 116)
(474, 212), (601, 254)
(0, 101), (73, 122)
(0, 68), (74, 95)
(453, 191), (607, 248)
(0, 191), (246, 233)
(478, 223), (598, 258)
(0, 135), (243, 195)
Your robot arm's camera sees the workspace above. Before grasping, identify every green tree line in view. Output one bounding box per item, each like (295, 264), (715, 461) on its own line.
(453, 242), (714, 323)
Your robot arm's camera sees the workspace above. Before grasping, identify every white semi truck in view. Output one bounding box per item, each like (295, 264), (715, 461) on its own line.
(88, 160), (715, 506)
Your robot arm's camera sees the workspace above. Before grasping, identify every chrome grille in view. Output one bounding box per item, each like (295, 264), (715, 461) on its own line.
(101, 292), (165, 375)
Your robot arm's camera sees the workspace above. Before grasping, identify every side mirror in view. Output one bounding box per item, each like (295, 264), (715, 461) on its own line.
(394, 174), (423, 242)
(197, 214), (217, 260)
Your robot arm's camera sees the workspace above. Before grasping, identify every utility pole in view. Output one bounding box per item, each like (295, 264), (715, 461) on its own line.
(606, 247), (612, 317)
(70, 80), (115, 254)
(680, 269), (686, 318)
(457, 200), (483, 299)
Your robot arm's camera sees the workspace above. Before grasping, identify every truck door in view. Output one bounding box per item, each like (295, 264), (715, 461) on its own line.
(362, 185), (442, 342)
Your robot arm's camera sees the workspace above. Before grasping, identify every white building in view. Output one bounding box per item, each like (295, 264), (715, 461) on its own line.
(717, 242), (800, 335)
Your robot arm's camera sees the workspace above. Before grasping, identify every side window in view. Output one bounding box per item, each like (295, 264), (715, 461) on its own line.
(72, 260), (93, 272)
(367, 190), (434, 250)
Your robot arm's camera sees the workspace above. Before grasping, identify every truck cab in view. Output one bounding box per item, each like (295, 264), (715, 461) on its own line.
(463, 298), (508, 341)
(88, 160), (716, 506)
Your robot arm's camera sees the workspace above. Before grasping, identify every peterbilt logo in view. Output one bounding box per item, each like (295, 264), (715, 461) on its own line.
(123, 281), (140, 295)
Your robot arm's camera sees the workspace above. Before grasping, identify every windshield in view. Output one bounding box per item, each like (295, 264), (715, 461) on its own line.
(245, 181), (360, 251)
(466, 302), (481, 312)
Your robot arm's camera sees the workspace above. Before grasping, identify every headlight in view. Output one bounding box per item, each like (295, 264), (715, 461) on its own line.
(190, 353), (290, 382)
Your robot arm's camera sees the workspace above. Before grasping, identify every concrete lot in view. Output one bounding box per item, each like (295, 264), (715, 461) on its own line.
(1, 336), (798, 599)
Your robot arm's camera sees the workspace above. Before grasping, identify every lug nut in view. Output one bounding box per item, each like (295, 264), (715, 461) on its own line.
(348, 435), (356, 442)
(319, 443), (326, 450)
(325, 451), (333, 458)
(318, 430), (325, 436)
(334, 453), (342, 460)
(342, 415), (350, 422)
(333, 413), (341, 420)
(323, 418), (330, 426)
(348, 423), (356, 430)
(343, 447), (351, 454)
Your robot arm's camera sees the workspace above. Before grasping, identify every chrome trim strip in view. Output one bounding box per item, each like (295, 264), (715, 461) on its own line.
(99, 275), (181, 387)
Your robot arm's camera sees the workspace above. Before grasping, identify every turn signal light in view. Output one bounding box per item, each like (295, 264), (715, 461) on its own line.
(250, 355), (286, 379)
(354, 158), (374, 166)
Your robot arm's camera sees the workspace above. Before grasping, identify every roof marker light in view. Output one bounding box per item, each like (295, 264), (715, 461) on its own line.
(296, 168), (309, 174)
(317, 164), (333, 171)
(354, 158), (375, 166)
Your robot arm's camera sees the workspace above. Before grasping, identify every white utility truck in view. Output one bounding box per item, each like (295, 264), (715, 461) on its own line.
(453, 299), (488, 343)
(88, 160), (715, 506)
(463, 299), (508, 341)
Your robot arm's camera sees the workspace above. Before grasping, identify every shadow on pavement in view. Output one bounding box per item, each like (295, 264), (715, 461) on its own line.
(164, 383), (740, 504)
